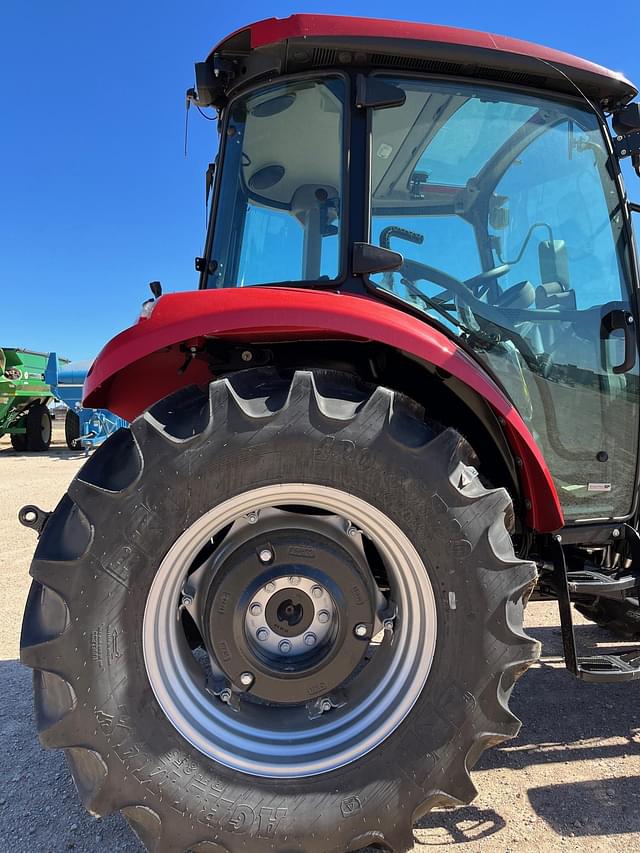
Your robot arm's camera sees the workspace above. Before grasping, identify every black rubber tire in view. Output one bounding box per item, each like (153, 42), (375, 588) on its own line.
(64, 409), (81, 450)
(575, 597), (640, 639)
(24, 402), (52, 451)
(10, 431), (27, 451)
(20, 369), (539, 853)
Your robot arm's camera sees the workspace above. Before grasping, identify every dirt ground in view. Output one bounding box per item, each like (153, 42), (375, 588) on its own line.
(1, 425), (639, 853)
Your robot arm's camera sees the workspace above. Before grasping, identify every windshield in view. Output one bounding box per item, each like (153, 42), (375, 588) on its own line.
(369, 77), (639, 521)
(206, 77), (345, 288)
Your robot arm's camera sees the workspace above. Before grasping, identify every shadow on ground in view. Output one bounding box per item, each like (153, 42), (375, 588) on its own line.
(0, 446), (84, 461)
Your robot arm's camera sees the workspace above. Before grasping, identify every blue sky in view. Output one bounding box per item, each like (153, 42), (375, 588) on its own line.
(1, 0), (639, 359)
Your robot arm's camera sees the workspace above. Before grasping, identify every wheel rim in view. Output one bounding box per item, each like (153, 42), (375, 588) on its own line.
(143, 484), (437, 778)
(41, 410), (51, 444)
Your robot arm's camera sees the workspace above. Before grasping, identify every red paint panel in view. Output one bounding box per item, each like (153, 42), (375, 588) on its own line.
(84, 287), (563, 532)
(213, 14), (632, 90)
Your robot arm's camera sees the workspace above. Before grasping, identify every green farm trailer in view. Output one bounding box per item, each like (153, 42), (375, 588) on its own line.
(0, 348), (62, 451)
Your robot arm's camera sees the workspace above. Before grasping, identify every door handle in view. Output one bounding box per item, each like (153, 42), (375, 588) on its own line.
(601, 309), (636, 374)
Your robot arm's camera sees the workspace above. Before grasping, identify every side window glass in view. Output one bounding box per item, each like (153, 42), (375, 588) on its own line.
(491, 121), (627, 309)
(208, 78), (345, 288)
(237, 206), (304, 285)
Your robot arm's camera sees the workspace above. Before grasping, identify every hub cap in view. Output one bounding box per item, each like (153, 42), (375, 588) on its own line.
(143, 484), (437, 778)
(246, 575), (335, 660)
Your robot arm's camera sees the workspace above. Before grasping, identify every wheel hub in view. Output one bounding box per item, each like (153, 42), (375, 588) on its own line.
(199, 521), (377, 703)
(247, 575), (335, 660)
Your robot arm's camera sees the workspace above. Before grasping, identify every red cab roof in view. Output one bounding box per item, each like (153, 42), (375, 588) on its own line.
(208, 14), (637, 107)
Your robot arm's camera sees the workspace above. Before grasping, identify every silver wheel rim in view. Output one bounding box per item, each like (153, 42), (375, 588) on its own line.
(41, 410), (51, 444)
(143, 484), (437, 778)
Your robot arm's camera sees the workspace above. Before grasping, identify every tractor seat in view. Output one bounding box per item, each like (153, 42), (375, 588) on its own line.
(496, 280), (535, 309)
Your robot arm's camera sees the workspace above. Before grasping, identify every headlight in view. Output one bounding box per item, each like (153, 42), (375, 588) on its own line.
(4, 367), (21, 381)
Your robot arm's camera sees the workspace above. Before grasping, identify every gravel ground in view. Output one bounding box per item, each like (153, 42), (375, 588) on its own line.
(1, 425), (639, 852)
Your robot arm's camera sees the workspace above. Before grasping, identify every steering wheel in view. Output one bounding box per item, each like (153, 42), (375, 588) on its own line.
(463, 264), (511, 296)
(399, 258), (480, 330)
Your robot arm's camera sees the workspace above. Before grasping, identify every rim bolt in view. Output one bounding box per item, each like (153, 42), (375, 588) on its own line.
(289, 576), (301, 586)
(383, 618), (395, 632)
(279, 639), (292, 654)
(246, 511), (259, 524)
(354, 623), (368, 638)
(311, 585), (323, 599)
(265, 582), (275, 593)
(259, 547), (273, 564)
(219, 689), (231, 703)
(318, 610), (330, 624)
(304, 632), (317, 647)
(181, 594), (193, 607)
(321, 698), (332, 712)
(257, 628), (269, 642)
(249, 602), (262, 616)
(239, 672), (254, 687)
(347, 524), (359, 538)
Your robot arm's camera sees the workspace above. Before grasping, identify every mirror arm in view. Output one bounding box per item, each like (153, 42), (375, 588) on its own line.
(630, 201), (640, 214)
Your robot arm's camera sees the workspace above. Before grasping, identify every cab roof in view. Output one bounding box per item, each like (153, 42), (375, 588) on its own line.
(204, 14), (637, 109)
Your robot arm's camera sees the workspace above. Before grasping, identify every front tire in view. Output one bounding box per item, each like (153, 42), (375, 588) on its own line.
(576, 596), (640, 639)
(21, 369), (538, 853)
(64, 409), (81, 450)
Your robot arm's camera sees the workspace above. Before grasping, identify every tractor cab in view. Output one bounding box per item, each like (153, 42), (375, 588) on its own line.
(194, 16), (640, 526)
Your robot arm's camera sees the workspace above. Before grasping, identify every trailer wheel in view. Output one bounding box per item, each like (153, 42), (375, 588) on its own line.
(576, 597), (640, 639)
(21, 370), (539, 853)
(24, 403), (52, 451)
(10, 432), (27, 451)
(64, 409), (81, 450)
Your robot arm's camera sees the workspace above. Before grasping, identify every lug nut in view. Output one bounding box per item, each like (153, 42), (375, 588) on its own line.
(311, 585), (323, 599)
(354, 623), (368, 638)
(289, 576), (301, 586)
(304, 632), (317, 647)
(259, 548), (273, 563)
(279, 639), (292, 654)
(257, 628), (269, 642)
(239, 672), (254, 687)
(249, 602), (262, 616)
(265, 582), (275, 593)
(318, 610), (330, 624)
(246, 511), (259, 524)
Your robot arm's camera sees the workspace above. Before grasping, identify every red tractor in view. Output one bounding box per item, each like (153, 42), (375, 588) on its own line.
(19, 15), (640, 853)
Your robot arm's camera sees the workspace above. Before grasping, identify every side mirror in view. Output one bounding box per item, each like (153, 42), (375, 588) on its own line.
(613, 103), (640, 135)
(613, 103), (640, 178)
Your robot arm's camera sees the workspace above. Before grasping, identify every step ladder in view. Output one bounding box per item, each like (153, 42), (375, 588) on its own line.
(551, 533), (640, 683)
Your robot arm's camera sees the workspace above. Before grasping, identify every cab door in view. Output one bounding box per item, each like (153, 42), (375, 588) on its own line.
(487, 114), (640, 522)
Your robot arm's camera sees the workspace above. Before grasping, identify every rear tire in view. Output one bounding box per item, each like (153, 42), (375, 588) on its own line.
(21, 369), (539, 853)
(25, 403), (52, 451)
(64, 409), (81, 450)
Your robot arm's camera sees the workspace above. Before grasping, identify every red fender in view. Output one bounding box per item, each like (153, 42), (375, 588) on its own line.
(85, 287), (563, 532)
